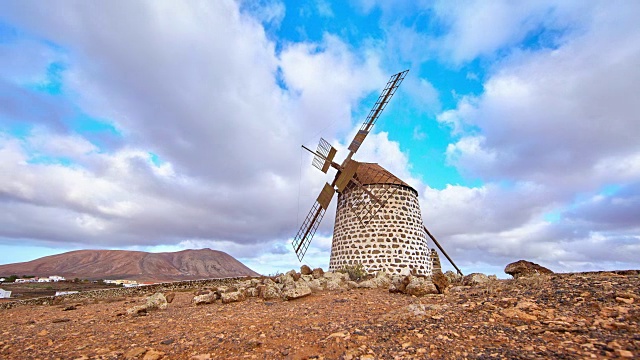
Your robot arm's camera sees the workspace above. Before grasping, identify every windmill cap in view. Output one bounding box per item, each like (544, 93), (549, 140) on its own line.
(354, 162), (416, 193)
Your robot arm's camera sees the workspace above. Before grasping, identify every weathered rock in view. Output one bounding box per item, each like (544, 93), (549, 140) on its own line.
(127, 292), (168, 315)
(142, 349), (165, 360)
(357, 279), (378, 289)
(221, 291), (245, 304)
(444, 270), (463, 284)
(463, 273), (490, 286)
(282, 283), (312, 300)
(305, 279), (323, 292)
(312, 268), (324, 279)
(325, 279), (343, 291)
(245, 287), (259, 297)
(165, 292), (175, 304)
(193, 292), (219, 305)
(300, 265), (312, 275)
(505, 260), (553, 279)
(432, 271), (450, 294)
(404, 276), (438, 296)
(389, 275), (411, 293)
(258, 284), (280, 300)
(124, 347), (147, 359)
(146, 292), (169, 310)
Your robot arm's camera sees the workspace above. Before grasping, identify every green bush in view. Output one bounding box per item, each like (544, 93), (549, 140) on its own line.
(338, 263), (368, 282)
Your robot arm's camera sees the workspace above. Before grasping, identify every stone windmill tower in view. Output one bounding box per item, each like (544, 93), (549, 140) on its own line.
(293, 70), (462, 277)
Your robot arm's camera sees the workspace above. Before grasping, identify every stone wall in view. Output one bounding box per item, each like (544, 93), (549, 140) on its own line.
(329, 183), (432, 276)
(430, 249), (442, 274)
(0, 277), (251, 310)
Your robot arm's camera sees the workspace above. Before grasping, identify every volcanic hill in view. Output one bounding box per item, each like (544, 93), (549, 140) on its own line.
(0, 248), (260, 282)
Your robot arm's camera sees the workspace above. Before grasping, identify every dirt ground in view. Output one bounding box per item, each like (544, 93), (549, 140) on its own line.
(0, 272), (638, 359)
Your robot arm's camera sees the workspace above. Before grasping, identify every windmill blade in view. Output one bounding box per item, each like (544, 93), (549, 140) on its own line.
(311, 138), (337, 174)
(292, 183), (336, 261)
(347, 69), (409, 154)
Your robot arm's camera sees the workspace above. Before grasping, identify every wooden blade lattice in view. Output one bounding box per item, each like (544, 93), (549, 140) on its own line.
(311, 138), (336, 173)
(348, 70), (409, 153)
(292, 201), (326, 261)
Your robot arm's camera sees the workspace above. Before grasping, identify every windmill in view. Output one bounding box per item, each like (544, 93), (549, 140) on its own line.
(294, 70), (463, 276)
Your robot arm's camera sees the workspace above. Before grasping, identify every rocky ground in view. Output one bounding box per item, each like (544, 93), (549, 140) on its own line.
(0, 270), (638, 359)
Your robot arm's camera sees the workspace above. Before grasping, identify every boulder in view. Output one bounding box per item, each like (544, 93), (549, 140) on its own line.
(300, 265), (312, 275)
(325, 279), (343, 291)
(145, 292), (168, 311)
(221, 291), (245, 304)
(431, 272), (450, 294)
(305, 279), (323, 292)
(444, 270), (463, 284)
(312, 268), (324, 279)
(405, 276), (438, 296)
(193, 292), (219, 305)
(389, 275), (411, 293)
(258, 284), (280, 300)
(126, 292), (168, 315)
(165, 292), (176, 304)
(463, 273), (490, 286)
(505, 260), (553, 279)
(282, 283), (312, 300)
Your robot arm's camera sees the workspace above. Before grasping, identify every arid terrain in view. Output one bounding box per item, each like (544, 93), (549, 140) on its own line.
(0, 248), (260, 282)
(0, 270), (638, 359)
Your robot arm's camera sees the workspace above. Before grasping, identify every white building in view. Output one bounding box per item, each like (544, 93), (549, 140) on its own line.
(0, 278), (6, 282)
(0, 289), (11, 298)
(49, 276), (65, 282)
(15, 278), (34, 283)
(37, 278), (51, 282)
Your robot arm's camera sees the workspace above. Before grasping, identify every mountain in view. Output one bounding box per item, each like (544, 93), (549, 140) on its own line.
(0, 248), (260, 282)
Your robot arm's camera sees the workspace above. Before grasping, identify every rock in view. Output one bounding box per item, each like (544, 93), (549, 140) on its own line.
(300, 265), (312, 275)
(191, 355), (211, 360)
(258, 284), (280, 300)
(282, 283), (312, 300)
(463, 273), (489, 286)
(615, 349), (634, 358)
(431, 271), (450, 294)
(389, 275), (411, 293)
(124, 347), (147, 359)
(127, 305), (148, 315)
(165, 292), (175, 304)
(505, 260), (553, 279)
(193, 292), (219, 305)
(305, 279), (323, 292)
(145, 293), (168, 311)
(312, 267), (324, 279)
(221, 291), (245, 304)
(325, 279), (343, 291)
(444, 270), (463, 284)
(194, 290), (210, 296)
(160, 339), (174, 345)
(142, 349), (165, 360)
(357, 279), (378, 289)
(500, 308), (538, 321)
(405, 276), (438, 296)
(63, 305), (77, 311)
(244, 287), (259, 297)
(615, 297), (634, 304)
(346, 281), (358, 289)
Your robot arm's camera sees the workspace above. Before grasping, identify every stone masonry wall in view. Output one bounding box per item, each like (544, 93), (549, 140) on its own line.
(0, 277), (249, 310)
(329, 183), (432, 276)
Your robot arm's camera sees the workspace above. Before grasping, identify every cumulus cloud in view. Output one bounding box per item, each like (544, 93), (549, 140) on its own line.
(423, 1), (640, 272)
(0, 1), (392, 262)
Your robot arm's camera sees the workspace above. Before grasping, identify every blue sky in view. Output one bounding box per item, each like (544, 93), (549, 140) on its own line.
(0, 1), (639, 276)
